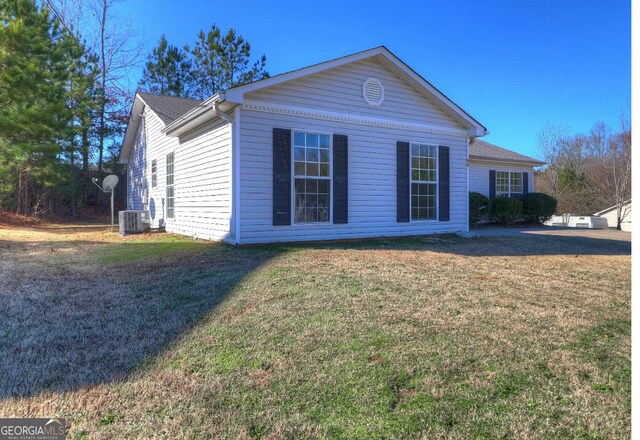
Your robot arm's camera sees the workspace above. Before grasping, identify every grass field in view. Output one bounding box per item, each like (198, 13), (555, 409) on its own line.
(0, 222), (631, 439)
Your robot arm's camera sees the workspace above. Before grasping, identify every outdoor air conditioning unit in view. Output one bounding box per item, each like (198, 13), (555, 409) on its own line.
(119, 210), (150, 235)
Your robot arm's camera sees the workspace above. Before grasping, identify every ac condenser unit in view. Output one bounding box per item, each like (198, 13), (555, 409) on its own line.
(119, 210), (149, 235)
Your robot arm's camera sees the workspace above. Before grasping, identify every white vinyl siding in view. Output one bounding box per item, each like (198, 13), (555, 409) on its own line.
(468, 160), (535, 198)
(238, 108), (468, 244)
(128, 107), (233, 241)
(126, 118), (146, 211)
(245, 59), (459, 128)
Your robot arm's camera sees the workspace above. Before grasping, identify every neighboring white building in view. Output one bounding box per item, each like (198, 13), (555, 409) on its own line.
(468, 139), (544, 199)
(120, 46), (495, 244)
(595, 200), (631, 231)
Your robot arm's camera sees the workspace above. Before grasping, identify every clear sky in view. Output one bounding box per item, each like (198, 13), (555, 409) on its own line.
(119, 0), (630, 159)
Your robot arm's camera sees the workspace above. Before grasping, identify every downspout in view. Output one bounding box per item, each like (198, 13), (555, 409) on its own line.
(213, 102), (239, 244)
(466, 136), (470, 232)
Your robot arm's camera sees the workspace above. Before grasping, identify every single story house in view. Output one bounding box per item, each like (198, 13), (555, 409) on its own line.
(595, 200), (631, 231)
(468, 139), (544, 198)
(119, 46), (541, 244)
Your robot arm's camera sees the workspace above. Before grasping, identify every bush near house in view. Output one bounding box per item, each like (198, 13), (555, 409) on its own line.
(522, 193), (557, 224)
(491, 196), (523, 225)
(469, 192), (490, 225)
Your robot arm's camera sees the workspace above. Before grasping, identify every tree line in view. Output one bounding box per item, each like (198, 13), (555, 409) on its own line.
(139, 26), (268, 99)
(535, 119), (631, 229)
(0, 0), (267, 218)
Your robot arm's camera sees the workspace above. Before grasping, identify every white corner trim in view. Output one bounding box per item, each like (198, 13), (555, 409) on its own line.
(232, 106), (241, 245)
(242, 100), (468, 137)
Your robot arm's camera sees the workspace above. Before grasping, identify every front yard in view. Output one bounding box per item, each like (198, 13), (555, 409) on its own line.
(0, 222), (631, 439)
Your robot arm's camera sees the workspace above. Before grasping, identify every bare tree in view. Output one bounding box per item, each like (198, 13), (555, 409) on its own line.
(49, 0), (145, 171)
(537, 119), (632, 226)
(586, 118), (631, 229)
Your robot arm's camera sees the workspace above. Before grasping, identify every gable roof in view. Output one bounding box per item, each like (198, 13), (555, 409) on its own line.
(137, 92), (203, 125)
(469, 139), (544, 166)
(119, 92), (203, 163)
(163, 46), (488, 137)
(594, 200), (631, 216)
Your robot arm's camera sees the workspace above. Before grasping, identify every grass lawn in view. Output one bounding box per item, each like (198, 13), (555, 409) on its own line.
(0, 223), (631, 439)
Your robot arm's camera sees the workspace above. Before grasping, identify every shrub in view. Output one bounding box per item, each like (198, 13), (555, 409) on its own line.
(469, 192), (490, 225)
(522, 192), (557, 224)
(491, 196), (522, 225)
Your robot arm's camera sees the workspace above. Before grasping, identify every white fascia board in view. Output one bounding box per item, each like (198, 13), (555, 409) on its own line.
(468, 157), (544, 167)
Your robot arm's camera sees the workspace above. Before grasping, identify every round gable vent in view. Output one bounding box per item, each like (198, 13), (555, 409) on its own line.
(362, 77), (384, 106)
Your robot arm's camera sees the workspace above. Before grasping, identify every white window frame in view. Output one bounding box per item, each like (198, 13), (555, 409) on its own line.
(496, 171), (523, 198)
(151, 159), (157, 189)
(291, 129), (333, 225)
(166, 152), (175, 219)
(410, 142), (438, 222)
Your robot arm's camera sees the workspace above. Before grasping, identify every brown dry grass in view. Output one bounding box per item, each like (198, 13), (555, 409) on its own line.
(0, 222), (630, 439)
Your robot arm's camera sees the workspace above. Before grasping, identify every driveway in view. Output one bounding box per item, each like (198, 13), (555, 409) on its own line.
(472, 225), (631, 242)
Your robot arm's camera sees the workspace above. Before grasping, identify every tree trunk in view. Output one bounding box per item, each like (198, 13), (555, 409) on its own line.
(98, 0), (107, 173)
(82, 124), (89, 173)
(15, 164), (31, 216)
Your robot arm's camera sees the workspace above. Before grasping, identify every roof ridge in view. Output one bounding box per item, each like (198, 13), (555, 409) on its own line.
(137, 90), (203, 103)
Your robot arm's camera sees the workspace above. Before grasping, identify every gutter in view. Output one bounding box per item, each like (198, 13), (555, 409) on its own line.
(163, 92), (226, 136)
(468, 155), (545, 167)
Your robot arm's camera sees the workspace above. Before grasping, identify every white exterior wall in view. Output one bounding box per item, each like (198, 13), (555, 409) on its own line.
(236, 59), (472, 244)
(469, 160), (535, 197)
(597, 203), (631, 231)
(126, 116), (146, 211)
(247, 59), (460, 127)
(238, 109), (469, 244)
(127, 108), (233, 241)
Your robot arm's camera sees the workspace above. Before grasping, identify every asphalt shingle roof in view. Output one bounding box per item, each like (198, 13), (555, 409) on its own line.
(137, 92), (203, 125)
(469, 139), (544, 165)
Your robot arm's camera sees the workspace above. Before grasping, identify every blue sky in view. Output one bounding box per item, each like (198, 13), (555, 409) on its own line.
(121, 0), (630, 159)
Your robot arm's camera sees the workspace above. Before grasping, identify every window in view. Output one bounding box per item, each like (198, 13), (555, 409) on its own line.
(496, 171), (523, 197)
(166, 152), (174, 218)
(293, 131), (331, 223)
(151, 159), (157, 188)
(410, 143), (437, 220)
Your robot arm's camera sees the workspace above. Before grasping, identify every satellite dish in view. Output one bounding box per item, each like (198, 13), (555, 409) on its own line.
(102, 175), (119, 192)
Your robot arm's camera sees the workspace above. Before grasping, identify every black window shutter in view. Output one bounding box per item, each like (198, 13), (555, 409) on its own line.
(273, 128), (291, 226)
(523, 172), (529, 194)
(489, 170), (496, 199)
(397, 141), (410, 222)
(333, 134), (348, 224)
(438, 146), (450, 221)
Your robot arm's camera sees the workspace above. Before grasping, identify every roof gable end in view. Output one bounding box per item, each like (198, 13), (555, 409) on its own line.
(224, 46), (487, 136)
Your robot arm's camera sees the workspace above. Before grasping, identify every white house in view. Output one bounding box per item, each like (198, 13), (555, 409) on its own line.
(468, 139), (544, 199)
(119, 46), (540, 244)
(595, 200), (631, 231)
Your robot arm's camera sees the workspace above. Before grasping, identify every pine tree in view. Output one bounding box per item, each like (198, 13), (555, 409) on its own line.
(189, 24), (269, 99)
(0, 0), (75, 214)
(139, 35), (192, 97)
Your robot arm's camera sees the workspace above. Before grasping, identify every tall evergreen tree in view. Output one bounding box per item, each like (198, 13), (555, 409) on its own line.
(139, 35), (192, 97)
(0, 0), (75, 214)
(189, 24), (269, 99)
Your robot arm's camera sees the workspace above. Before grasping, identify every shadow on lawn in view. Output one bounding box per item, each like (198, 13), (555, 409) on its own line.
(0, 241), (280, 399)
(0, 230), (629, 399)
(263, 231), (631, 257)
